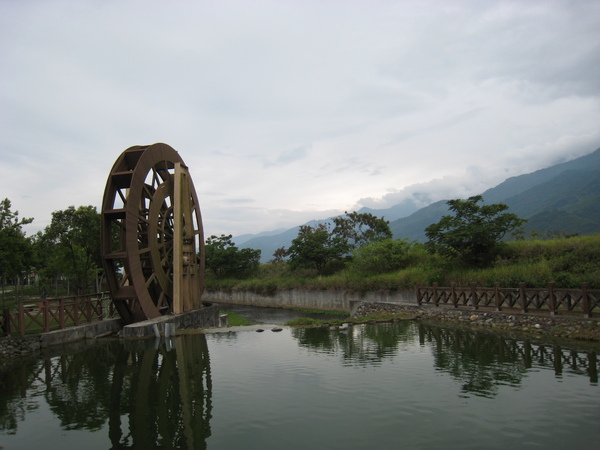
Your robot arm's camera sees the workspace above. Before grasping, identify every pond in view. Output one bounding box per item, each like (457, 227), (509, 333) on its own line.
(1, 307), (599, 449)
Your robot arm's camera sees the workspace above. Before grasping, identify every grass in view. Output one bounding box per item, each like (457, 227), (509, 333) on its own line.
(285, 311), (416, 327)
(285, 317), (324, 327)
(221, 311), (250, 326)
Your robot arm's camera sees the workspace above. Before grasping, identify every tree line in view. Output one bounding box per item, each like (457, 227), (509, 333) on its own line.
(205, 196), (526, 278)
(0, 195), (526, 299)
(0, 199), (101, 297)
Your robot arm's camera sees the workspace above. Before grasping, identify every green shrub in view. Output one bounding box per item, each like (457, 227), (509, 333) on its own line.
(347, 239), (426, 275)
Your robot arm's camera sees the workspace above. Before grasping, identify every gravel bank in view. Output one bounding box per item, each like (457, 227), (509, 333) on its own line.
(352, 302), (600, 342)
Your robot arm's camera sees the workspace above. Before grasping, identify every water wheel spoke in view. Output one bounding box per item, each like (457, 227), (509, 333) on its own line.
(117, 189), (128, 203)
(142, 186), (156, 202)
(160, 252), (172, 266)
(146, 272), (157, 288)
(157, 291), (167, 308)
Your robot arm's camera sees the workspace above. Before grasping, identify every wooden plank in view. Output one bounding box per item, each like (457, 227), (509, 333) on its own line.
(173, 163), (184, 314)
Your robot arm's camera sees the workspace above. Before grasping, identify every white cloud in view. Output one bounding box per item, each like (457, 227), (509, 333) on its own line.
(1, 0), (599, 238)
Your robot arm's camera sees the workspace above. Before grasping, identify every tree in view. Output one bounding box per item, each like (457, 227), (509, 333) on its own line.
(284, 212), (392, 274)
(347, 238), (426, 275)
(40, 206), (102, 294)
(285, 224), (347, 274)
(271, 247), (287, 263)
(0, 198), (33, 287)
(332, 211), (392, 252)
(425, 195), (526, 267)
(204, 234), (261, 277)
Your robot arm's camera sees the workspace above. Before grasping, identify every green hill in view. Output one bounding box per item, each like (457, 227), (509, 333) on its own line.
(390, 148), (600, 240)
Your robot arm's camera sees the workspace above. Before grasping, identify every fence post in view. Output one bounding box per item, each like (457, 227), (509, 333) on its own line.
(98, 294), (104, 320)
(581, 282), (590, 318)
(2, 308), (10, 336)
(86, 295), (92, 323)
(548, 282), (557, 316)
(519, 282), (528, 313)
(18, 301), (25, 336)
(59, 298), (65, 329)
(74, 298), (80, 326)
(451, 282), (457, 308)
(433, 282), (439, 307)
(494, 282), (501, 311)
(470, 283), (478, 310)
(43, 299), (50, 332)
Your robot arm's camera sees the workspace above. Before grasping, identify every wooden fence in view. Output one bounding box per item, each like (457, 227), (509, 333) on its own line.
(416, 282), (600, 318)
(1, 292), (117, 337)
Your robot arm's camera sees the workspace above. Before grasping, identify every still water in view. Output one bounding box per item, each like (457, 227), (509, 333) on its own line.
(1, 312), (599, 449)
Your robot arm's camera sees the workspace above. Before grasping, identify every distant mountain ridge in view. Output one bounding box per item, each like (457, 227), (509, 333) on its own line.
(238, 147), (600, 261)
(390, 147), (600, 241)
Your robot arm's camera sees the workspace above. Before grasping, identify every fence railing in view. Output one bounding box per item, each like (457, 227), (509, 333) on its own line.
(416, 282), (599, 318)
(1, 292), (117, 337)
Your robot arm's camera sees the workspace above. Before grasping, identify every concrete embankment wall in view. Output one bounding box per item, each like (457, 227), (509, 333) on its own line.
(121, 304), (221, 339)
(38, 305), (222, 346)
(202, 289), (417, 312)
(41, 318), (124, 348)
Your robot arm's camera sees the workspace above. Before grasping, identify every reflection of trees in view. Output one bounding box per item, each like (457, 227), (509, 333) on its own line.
(46, 343), (117, 430)
(0, 358), (43, 433)
(418, 323), (599, 397)
(292, 322), (417, 366)
(419, 324), (527, 397)
(0, 334), (212, 448)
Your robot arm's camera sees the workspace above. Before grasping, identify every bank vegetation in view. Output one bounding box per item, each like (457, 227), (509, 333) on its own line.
(205, 233), (600, 294)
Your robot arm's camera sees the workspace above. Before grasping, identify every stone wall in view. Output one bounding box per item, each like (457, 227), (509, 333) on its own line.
(352, 302), (600, 342)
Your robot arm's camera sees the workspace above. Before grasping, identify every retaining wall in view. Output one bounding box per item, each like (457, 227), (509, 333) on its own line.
(202, 289), (417, 311)
(40, 318), (124, 348)
(122, 305), (221, 339)
(40, 305), (221, 344)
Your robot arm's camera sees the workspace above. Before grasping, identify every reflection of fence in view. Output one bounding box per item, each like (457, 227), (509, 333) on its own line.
(417, 282), (599, 318)
(419, 324), (599, 383)
(1, 292), (117, 336)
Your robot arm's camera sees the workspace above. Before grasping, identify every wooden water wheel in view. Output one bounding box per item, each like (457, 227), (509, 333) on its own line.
(101, 143), (204, 324)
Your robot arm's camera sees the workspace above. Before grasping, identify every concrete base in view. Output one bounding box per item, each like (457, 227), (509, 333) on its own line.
(40, 318), (124, 348)
(122, 305), (220, 339)
(219, 314), (229, 327)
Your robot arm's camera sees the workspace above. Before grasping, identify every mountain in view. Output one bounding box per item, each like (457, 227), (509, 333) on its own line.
(390, 147), (600, 240)
(481, 149), (600, 204)
(240, 147), (600, 261)
(237, 219), (333, 263)
(232, 228), (287, 247)
(357, 197), (421, 222)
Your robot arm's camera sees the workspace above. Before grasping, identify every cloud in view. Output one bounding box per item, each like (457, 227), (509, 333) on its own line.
(1, 0), (599, 239)
(264, 145), (310, 167)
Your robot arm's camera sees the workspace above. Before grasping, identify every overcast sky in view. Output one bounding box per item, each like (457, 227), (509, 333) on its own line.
(1, 0), (599, 238)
